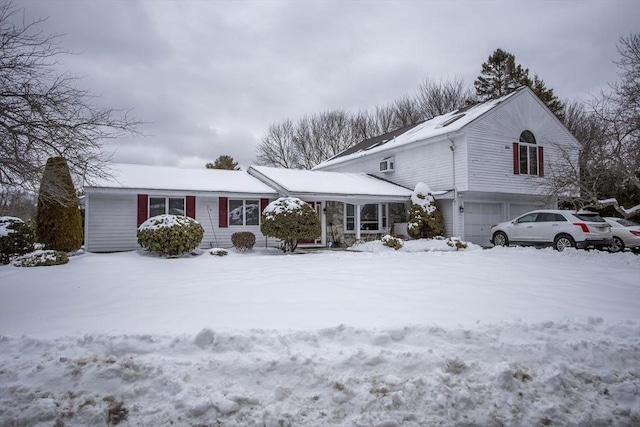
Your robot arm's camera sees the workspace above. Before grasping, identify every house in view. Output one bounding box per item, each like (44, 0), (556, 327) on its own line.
(83, 163), (413, 252)
(83, 87), (580, 252)
(313, 87), (580, 246)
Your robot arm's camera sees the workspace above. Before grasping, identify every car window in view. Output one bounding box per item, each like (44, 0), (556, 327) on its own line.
(574, 213), (605, 222)
(616, 218), (639, 227)
(516, 213), (538, 223)
(535, 213), (567, 222)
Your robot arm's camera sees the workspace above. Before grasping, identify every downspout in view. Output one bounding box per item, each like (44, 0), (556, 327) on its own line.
(448, 134), (458, 238)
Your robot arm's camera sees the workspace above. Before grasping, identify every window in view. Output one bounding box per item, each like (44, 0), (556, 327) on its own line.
(513, 130), (544, 176)
(149, 197), (185, 217)
(229, 199), (260, 226)
(536, 213), (567, 222)
(345, 204), (355, 231)
(516, 213), (538, 224)
(344, 203), (388, 232)
(379, 157), (394, 172)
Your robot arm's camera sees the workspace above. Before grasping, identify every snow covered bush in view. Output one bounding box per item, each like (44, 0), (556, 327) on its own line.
(12, 250), (69, 267)
(446, 237), (468, 250)
(210, 248), (228, 256)
(261, 197), (321, 253)
(407, 182), (445, 239)
(231, 231), (256, 252)
(381, 234), (403, 250)
(0, 216), (35, 265)
(137, 215), (204, 257)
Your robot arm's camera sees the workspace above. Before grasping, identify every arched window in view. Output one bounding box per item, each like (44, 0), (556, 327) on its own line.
(513, 130), (543, 177)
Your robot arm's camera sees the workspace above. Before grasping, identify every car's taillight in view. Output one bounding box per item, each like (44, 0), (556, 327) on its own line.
(630, 230), (640, 237)
(573, 222), (590, 232)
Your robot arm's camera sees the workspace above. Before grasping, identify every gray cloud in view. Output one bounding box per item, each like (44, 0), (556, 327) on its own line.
(12, 0), (640, 169)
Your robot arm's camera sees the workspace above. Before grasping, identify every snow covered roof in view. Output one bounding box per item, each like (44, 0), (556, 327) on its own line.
(314, 88), (525, 170)
(84, 163), (278, 195)
(248, 165), (413, 200)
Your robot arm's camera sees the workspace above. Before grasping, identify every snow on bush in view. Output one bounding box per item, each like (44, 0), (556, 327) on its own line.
(0, 216), (35, 264)
(12, 249), (69, 267)
(407, 182), (445, 239)
(351, 237), (479, 253)
(261, 197), (321, 252)
(381, 234), (403, 250)
(209, 248), (228, 256)
(137, 215), (204, 257)
(446, 236), (468, 250)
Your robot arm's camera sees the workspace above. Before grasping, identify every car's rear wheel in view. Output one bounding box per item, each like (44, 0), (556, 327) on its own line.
(609, 237), (625, 253)
(492, 231), (509, 247)
(554, 234), (575, 252)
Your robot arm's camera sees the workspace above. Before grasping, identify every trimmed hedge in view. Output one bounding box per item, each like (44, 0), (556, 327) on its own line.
(0, 216), (35, 265)
(231, 231), (256, 252)
(137, 215), (204, 257)
(261, 197), (321, 253)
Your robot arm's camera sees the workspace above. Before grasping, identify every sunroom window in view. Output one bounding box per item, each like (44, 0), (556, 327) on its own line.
(149, 197), (185, 217)
(229, 199), (260, 226)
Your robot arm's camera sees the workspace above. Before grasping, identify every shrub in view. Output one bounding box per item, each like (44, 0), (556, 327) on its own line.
(407, 182), (445, 239)
(35, 157), (83, 252)
(231, 231), (256, 252)
(13, 250), (69, 267)
(210, 248), (228, 256)
(137, 215), (204, 257)
(446, 237), (468, 250)
(0, 216), (35, 265)
(261, 197), (321, 253)
(381, 234), (403, 250)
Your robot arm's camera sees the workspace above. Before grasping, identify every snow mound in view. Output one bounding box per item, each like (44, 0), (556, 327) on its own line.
(1, 320), (638, 426)
(349, 237), (481, 253)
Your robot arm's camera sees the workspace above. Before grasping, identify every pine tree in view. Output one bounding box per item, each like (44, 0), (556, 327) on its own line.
(474, 48), (564, 118)
(35, 157), (83, 252)
(206, 155), (240, 170)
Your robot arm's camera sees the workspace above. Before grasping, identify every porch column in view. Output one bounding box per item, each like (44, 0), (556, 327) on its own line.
(355, 203), (361, 240)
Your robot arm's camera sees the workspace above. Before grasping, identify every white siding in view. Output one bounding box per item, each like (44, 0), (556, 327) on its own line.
(195, 197), (280, 249)
(86, 193), (139, 252)
(85, 193), (280, 252)
(465, 90), (579, 195)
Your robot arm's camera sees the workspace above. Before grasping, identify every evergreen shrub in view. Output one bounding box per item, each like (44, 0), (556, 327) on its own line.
(210, 248), (228, 256)
(381, 234), (403, 250)
(231, 231), (256, 252)
(261, 197), (321, 253)
(0, 216), (35, 265)
(446, 237), (468, 250)
(407, 182), (445, 239)
(35, 157), (83, 252)
(13, 250), (69, 267)
(137, 215), (204, 257)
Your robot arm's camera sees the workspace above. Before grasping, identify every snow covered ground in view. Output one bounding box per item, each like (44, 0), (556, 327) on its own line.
(0, 241), (638, 426)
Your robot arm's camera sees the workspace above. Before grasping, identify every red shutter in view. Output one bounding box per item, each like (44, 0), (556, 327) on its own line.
(219, 197), (228, 228)
(512, 142), (520, 175)
(186, 196), (196, 219)
(538, 146), (544, 177)
(260, 198), (269, 213)
(137, 194), (148, 227)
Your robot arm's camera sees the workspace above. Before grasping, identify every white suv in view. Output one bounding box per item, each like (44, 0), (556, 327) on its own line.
(490, 210), (613, 251)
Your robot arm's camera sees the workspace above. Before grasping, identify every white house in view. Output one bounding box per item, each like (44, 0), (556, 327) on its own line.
(83, 87), (579, 252)
(313, 87), (580, 246)
(83, 163), (413, 252)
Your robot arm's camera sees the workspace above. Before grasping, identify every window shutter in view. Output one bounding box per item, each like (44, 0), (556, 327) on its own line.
(512, 143), (520, 175)
(538, 146), (544, 177)
(219, 197), (228, 228)
(137, 194), (148, 227)
(260, 198), (269, 213)
(186, 196), (196, 219)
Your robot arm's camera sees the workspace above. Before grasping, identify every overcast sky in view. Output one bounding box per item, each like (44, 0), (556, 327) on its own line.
(12, 0), (640, 170)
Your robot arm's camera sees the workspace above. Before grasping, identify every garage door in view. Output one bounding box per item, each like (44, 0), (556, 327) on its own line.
(464, 202), (503, 247)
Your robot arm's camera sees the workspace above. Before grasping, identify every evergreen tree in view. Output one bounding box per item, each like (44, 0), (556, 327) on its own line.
(206, 155), (240, 170)
(474, 48), (564, 118)
(35, 157), (83, 252)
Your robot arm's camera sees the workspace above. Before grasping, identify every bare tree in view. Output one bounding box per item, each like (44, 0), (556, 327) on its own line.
(416, 77), (476, 119)
(546, 34), (640, 218)
(0, 1), (139, 204)
(255, 119), (299, 168)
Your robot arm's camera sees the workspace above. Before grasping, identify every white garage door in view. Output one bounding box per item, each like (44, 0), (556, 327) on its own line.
(464, 202), (503, 247)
